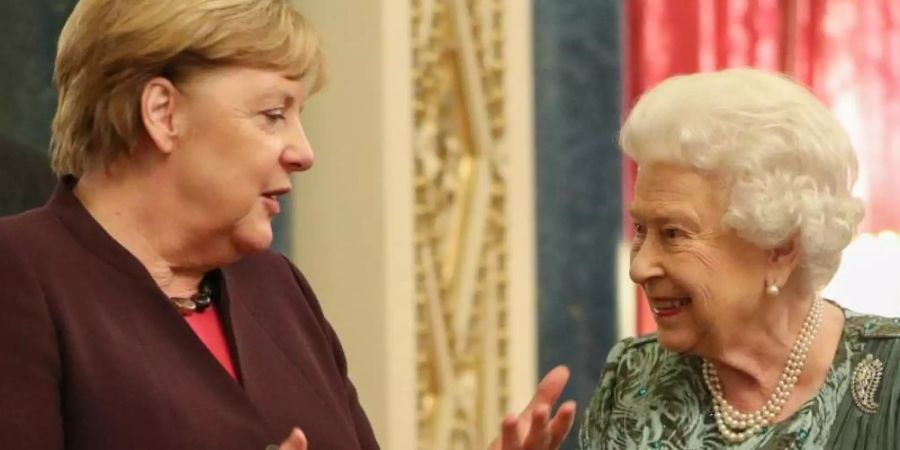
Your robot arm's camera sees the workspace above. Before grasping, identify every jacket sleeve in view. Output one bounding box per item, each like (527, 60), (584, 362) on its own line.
(282, 256), (380, 450)
(0, 232), (63, 449)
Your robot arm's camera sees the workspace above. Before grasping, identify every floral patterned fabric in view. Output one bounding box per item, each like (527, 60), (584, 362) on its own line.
(578, 308), (900, 449)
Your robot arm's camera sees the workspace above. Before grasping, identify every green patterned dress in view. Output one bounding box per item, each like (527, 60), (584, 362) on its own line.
(578, 309), (900, 449)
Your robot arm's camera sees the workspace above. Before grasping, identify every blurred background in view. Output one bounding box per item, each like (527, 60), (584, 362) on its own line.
(1, 1), (897, 449)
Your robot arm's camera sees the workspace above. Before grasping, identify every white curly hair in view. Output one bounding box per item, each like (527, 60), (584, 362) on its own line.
(621, 67), (865, 290)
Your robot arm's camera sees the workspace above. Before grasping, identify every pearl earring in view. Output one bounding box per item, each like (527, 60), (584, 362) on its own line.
(766, 281), (780, 297)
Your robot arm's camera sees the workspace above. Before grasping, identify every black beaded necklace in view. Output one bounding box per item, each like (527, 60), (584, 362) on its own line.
(168, 277), (214, 316)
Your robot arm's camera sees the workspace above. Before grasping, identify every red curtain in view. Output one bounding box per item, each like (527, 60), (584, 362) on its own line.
(624, 0), (900, 334)
(813, 0), (900, 234)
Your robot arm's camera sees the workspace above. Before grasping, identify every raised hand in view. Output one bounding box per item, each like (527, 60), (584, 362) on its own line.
(488, 365), (577, 450)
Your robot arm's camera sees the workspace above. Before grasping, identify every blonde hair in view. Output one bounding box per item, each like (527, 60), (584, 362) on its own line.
(51, 0), (326, 176)
(621, 68), (865, 290)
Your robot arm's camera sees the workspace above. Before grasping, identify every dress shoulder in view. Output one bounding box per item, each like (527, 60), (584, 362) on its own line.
(845, 313), (900, 339)
(826, 311), (900, 450)
(578, 334), (676, 450)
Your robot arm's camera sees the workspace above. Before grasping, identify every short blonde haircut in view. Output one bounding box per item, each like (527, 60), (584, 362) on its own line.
(51, 0), (326, 176)
(621, 68), (865, 290)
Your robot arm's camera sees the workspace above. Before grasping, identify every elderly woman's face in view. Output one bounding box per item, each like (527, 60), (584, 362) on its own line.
(168, 66), (313, 256)
(629, 163), (769, 353)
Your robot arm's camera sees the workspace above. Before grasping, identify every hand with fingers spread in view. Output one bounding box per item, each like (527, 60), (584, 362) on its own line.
(487, 365), (577, 450)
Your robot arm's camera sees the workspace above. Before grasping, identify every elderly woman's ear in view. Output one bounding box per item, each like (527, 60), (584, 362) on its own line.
(766, 234), (802, 293)
(140, 77), (182, 154)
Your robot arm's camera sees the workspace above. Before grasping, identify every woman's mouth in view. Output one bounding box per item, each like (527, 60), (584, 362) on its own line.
(650, 297), (692, 318)
(261, 195), (280, 214)
(260, 187), (290, 215)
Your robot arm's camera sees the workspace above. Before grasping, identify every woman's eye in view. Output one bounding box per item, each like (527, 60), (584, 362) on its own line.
(662, 228), (685, 239)
(633, 222), (646, 235)
(263, 108), (286, 123)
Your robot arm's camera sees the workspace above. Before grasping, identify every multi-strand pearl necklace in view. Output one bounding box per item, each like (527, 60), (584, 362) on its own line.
(702, 297), (824, 443)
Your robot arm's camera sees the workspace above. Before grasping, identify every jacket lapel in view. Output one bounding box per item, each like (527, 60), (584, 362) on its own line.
(223, 264), (361, 448)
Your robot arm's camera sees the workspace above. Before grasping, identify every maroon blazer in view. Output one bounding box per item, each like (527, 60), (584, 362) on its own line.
(0, 179), (380, 450)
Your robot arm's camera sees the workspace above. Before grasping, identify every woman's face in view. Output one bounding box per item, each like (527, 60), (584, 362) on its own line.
(629, 163), (769, 354)
(168, 66), (312, 258)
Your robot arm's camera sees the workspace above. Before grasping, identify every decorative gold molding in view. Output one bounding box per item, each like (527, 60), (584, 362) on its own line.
(412, 0), (509, 447)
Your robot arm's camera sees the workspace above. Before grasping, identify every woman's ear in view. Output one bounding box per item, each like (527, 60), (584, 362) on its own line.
(768, 233), (802, 285)
(140, 77), (182, 154)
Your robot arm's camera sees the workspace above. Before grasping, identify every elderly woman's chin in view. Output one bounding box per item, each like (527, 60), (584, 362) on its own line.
(231, 222), (275, 255)
(656, 331), (699, 353)
(654, 319), (704, 353)
(228, 210), (277, 256)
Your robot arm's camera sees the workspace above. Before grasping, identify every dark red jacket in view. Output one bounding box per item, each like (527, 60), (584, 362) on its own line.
(0, 179), (379, 450)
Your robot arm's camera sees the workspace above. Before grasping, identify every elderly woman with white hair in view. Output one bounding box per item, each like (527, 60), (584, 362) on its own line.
(577, 68), (900, 449)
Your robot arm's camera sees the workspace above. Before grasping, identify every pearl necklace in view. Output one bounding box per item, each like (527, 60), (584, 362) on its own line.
(702, 298), (824, 443)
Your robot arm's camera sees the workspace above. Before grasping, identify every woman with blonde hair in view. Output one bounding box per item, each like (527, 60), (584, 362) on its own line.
(0, 1), (575, 449)
(578, 68), (900, 449)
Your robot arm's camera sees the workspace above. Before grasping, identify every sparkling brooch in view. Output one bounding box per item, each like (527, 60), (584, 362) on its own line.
(851, 353), (883, 414)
